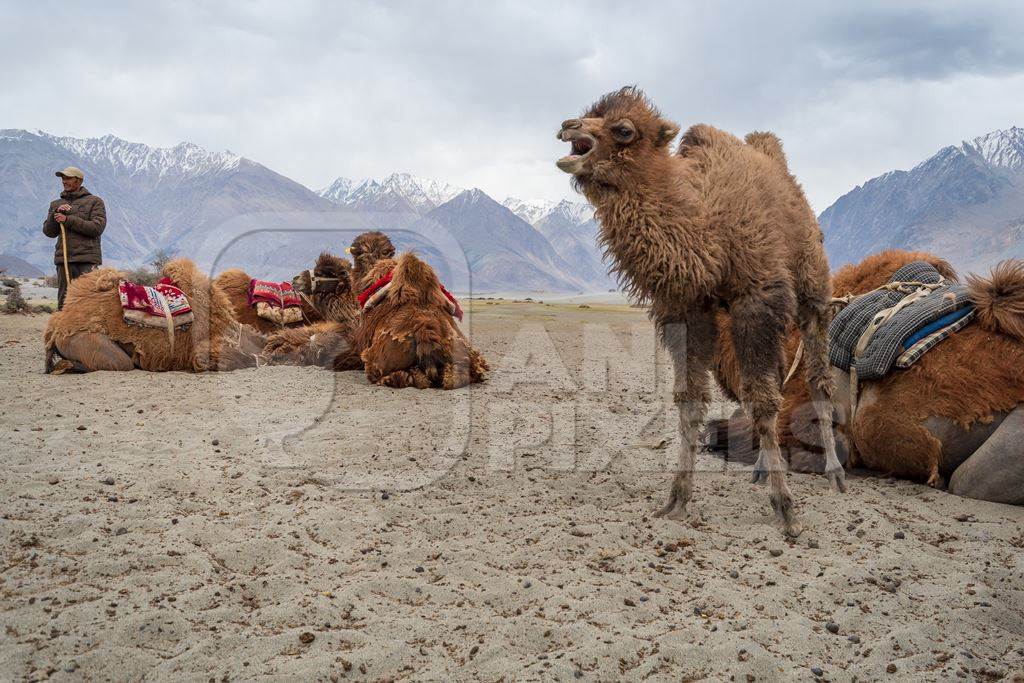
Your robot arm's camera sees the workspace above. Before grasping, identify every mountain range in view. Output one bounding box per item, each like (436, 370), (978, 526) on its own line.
(819, 126), (1024, 274)
(6, 124), (1019, 293)
(0, 130), (609, 292)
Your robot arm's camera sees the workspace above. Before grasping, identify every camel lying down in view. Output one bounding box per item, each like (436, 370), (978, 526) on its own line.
(709, 250), (1024, 505)
(45, 258), (266, 373)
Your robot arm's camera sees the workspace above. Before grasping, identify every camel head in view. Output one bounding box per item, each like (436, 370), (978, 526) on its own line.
(348, 231), (396, 282)
(292, 251), (354, 302)
(556, 86), (680, 187)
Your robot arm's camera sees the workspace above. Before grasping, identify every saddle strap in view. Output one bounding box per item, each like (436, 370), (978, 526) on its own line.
(158, 291), (175, 347)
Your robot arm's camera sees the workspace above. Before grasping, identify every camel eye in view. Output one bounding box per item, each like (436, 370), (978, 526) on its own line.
(611, 122), (635, 141)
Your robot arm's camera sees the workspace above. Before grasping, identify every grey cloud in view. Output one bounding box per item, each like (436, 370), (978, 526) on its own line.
(2, 0), (1023, 212)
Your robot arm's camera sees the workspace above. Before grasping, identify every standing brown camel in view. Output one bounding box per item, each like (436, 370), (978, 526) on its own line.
(44, 258), (266, 373)
(557, 87), (842, 537)
(261, 252), (360, 368)
(708, 250), (1024, 505)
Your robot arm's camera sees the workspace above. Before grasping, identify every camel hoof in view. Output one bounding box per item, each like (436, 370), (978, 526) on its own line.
(655, 503), (689, 522)
(50, 358), (75, 375)
(826, 467), (847, 493)
(751, 468), (768, 485)
(654, 493), (688, 521)
(783, 520), (803, 538)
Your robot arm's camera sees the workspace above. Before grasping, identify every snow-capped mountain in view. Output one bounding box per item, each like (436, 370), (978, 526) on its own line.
(502, 198), (557, 225)
(0, 129), (335, 274)
(319, 172), (462, 214)
(1, 129), (614, 291)
(820, 126), (1024, 274)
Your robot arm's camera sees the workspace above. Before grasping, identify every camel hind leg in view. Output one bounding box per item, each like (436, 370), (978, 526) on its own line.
(797, 302), (847, 492)
(731, 288), (802, 537)
(48, 332), (134, 373)
(948, 405), (1024, 505)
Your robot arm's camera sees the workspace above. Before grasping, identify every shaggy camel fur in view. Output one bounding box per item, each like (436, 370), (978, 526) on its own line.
(44, 258), (266, 373)
(213, 268), (321, 335)
(558, 87), (842, 537)
(348, 231), (396, 285)
(355, 253), (488, 388)
(709, 250), (1024, 505)
(261, 252), (361, 368)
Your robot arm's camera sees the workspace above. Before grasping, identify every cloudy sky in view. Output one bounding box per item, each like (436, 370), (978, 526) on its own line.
(4, 0), (1024, 212)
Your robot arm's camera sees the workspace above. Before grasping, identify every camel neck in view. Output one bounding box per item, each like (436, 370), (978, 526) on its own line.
(586, 160), (713, 308)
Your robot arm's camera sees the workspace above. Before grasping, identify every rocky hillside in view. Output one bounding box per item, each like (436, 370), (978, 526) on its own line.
(820, 127), (1024, 274)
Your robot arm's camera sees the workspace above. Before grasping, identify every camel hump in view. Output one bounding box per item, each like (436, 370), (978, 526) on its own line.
(393, 252), (440, 290)
(968, 259), (1024, 341)
(676, 124), (744, 156)
(745, 131), (789, 170)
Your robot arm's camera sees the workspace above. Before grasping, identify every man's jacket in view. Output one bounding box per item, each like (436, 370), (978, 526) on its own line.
(42, 187), (106, 265)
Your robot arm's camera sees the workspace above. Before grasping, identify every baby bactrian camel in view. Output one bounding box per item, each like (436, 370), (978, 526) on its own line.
(261, 251), (361, 368)
(45, 257), (266, 373)
(557, 87), (843, 537)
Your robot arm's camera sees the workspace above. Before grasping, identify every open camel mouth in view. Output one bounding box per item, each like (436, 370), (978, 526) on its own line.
(556, 130), (595, 174)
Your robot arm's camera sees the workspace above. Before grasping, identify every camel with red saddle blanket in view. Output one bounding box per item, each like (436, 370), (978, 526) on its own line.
(214, 268), (320, 335)
(708, 250), (1024, 505)
(44, 258), (266, 373)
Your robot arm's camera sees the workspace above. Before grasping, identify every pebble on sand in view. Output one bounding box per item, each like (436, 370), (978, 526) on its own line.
(825, 622), (840, 634)
(769, 548), (783, 557)
(299, 632), (315, 644)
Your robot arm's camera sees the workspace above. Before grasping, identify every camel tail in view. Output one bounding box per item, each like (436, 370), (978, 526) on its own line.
(745, 131), (789, 170)
(703, 415), (761, 465)
(968, 259), (1024, 342)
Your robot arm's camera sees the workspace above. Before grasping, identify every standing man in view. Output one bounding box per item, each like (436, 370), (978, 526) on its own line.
(42, 167), (106, 309)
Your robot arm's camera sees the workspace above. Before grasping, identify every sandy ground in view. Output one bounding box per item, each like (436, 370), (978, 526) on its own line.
(1, 303), (1023, 682)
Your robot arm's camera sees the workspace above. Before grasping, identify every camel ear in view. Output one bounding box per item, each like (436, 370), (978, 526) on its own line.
(656, 120), (680, 147)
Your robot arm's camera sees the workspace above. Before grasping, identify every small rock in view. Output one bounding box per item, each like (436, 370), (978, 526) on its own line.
(886, 663), (897, 673)
(107, 495), (118, 503)
(47, 476), (59, 485)
(811, 667), (824, 677)
(574, 670), (583, 679)
(624, 598), (636, 607)
(299, 631), (314, 644)
(211, 439), (220, 446)
(807, 539), (819, 549)
(414, 566), (424, 573)
(769, 548), (783, 557)
(64, 662), (78, 673)
(729, 570), (739, 579)
(115, 527), (128, 536)
(381, 492), (390, 500)
(893, 531), (905, 539)
(76, 425), (87, 431)
(523, 580), (532, 588)
(847, 635), (861, 644)
(102, 477), (114, 485)
(825, 622), (840, 634)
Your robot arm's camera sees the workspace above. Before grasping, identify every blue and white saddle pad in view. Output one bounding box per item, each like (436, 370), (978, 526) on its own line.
(828, 261), (974, 381)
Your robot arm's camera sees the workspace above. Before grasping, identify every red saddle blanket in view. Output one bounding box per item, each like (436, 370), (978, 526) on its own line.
(118, 278), (194, 330)
(248, 279), (301, 308)
(357, 271), (464, 321)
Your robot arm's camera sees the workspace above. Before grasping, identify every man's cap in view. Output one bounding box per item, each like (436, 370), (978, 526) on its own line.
(55, 166), (84, 180)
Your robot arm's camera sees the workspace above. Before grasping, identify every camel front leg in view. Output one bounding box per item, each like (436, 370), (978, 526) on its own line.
(654, 311), (714, 521)
(948, 405), (1024, 505)
(732, 290), (802, 537)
